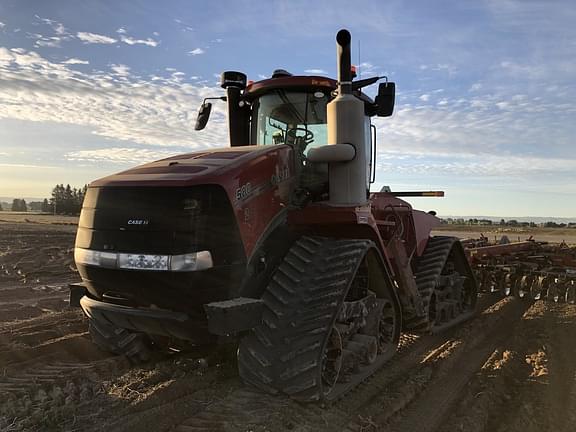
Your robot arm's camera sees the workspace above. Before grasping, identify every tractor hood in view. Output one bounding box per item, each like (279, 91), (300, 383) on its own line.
(85, 144), (295, 259)
(91, 145), (289, 188)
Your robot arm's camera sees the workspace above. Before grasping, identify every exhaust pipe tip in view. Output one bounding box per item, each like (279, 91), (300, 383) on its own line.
(336, 29), (351, 47)
(336, 29), (352, 93)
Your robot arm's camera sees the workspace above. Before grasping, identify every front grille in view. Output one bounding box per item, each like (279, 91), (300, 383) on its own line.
(76, 185), (245, 266)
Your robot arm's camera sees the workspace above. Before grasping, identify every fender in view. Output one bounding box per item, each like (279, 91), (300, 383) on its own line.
(237, 207), (298, 298)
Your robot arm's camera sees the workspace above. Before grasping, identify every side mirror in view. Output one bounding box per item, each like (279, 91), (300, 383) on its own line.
(195, 102), (212, 131)
(375, 82), (395, 117)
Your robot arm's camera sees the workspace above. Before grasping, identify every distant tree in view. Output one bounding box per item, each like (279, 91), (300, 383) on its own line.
(41, 198), (50, 213)
(500, 219), (506, 226)
(50, 183), (87, 215)
(508, 220), (518, 226)
(11, 198), (27, 211)
(28, 201), (43, 211)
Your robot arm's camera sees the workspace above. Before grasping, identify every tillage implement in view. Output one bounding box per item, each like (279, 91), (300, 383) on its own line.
(70, 29), (478, 401)
(466, 236), (576, 304)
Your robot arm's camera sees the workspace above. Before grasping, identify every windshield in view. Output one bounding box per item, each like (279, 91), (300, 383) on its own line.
(252, 90), (329, 156)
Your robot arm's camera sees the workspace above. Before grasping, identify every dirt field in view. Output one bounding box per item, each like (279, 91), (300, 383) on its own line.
(1, 216), (575, 432)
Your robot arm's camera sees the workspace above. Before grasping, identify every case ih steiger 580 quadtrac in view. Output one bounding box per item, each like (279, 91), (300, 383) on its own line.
(71, 29), (477, 401)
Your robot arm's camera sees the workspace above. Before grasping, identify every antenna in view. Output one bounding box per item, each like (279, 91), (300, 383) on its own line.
(358, 39), (361, 79)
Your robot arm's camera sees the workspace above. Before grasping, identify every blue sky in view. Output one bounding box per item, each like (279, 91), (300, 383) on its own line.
(0, 0), (574, 217)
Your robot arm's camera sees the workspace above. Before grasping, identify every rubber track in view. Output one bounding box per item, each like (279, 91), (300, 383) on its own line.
(88, 317), (152, 363)
(405, 236), (459, 331)
(238, 236), (373, 402)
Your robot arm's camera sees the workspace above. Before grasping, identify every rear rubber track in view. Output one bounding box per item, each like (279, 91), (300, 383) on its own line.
(238, 236), (392, 402)
(406, 236), (477, 332)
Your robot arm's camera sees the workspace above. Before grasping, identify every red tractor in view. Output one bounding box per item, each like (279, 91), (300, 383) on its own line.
(71, 29), (477, 401)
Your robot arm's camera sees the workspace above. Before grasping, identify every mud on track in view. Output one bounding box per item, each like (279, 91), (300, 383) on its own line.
(1, 220), (576, 431)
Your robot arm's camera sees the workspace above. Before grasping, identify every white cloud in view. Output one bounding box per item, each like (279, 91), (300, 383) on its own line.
(35, 37), (62, 48)
(0, 47), (226, 150)
(304, 68), (327, 74)
(419, 94), (430, 102)
(77, 32), (117, 44)
(358, 62), (378, 75)
(62, 58), (89, 65)
(116, 27), (127, 34)
(188, 48), (205, 55)
(66, 148), (175, 164)
(432, 64), (457, 75)
(376, 152), (576, 179)
(54, 23), (66, 35)
(0, 22), (6, 29)
(110, 64), (131, 76)
(35, 16), (69, 37)
(373, 90), (576, 162)
(120, 36), (159, 47)
(0, 163), (57, 169)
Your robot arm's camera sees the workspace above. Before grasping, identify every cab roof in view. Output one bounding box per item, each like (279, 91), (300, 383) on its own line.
(244, 76), (337, 99)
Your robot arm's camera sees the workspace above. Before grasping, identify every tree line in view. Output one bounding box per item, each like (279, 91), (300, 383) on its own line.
(441, 218), (576, 228)
(3, 184), (88, 215)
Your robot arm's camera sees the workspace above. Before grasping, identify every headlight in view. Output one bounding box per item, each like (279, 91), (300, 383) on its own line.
(74, 248), (213, 272)
(74, 248), (117, 269)
(170, 251), (213, 272)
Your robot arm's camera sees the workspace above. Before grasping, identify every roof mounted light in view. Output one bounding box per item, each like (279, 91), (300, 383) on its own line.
(271, 69), (292, 78)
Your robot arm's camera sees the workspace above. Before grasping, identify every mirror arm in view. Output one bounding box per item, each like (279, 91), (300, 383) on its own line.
(202, 96), (227, 104)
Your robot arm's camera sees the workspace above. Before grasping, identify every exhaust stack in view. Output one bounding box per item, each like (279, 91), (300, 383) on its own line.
(326, 29), (369, 206)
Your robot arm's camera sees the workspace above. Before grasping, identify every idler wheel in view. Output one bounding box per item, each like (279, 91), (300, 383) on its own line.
(351, 334), (378, 365)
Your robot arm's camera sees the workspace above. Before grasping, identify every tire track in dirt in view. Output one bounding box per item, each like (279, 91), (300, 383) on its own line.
(542, 304), (576, 432)
(477, 302), (576, 432)
(169, 294), (516, 432)
(376, 298), (532, 432)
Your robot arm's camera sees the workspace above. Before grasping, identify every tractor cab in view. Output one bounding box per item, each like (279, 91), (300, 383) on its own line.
(196, 69), (395, 146)
(196, 69), (395, 200)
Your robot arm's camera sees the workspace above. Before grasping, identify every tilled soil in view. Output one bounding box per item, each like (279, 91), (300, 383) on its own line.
(1, 221), (575, 432)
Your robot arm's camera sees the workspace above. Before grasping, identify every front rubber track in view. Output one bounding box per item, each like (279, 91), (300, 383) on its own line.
(88, 317), (152, 363)
(238, 236), (397, 402)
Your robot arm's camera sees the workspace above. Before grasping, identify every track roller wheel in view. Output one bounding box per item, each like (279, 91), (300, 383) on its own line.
(566, 281), (576, 304)
(238, 236), (401, 402)
(88, 316), (152, 363)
